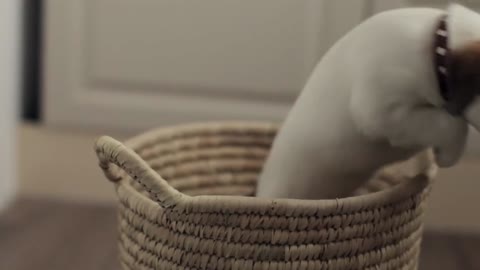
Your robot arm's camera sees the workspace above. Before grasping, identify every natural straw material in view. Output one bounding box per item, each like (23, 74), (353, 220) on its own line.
(94, 121), (436, 270)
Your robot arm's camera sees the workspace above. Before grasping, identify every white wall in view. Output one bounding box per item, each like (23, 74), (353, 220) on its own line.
(0, 0), (20, 211)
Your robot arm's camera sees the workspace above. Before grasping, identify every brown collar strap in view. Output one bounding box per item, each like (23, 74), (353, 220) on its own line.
(433, 14), (452, 103)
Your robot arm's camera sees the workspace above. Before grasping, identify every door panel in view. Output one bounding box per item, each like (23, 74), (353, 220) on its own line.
(43, 0), (370, 131)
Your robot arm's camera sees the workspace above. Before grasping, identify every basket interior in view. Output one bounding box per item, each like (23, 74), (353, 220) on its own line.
(127, 127), (275, 197)
(125, 124), (435, 199)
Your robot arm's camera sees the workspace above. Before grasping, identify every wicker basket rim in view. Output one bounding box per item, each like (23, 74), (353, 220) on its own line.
(115, 174), (430, 216)
(95, 121), (434, 214)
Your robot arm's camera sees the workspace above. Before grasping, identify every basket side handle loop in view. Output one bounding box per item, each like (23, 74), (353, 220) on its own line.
(94, 135), (184, 208)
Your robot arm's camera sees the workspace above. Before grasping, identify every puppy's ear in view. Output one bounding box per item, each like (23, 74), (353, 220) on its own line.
(447, 42), (480, 115)
(451, 41), (480, 75)
(451, 41), (480, 88)
(453, 41), (480, 130)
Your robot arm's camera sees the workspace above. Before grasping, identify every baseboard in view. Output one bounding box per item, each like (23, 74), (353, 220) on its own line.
(17, 123), (480, 233)
(423, 158), (480, 234)
(18, 123), (127, 204)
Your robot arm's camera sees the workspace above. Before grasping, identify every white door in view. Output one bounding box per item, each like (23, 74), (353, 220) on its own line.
(42, 0), (374, 132)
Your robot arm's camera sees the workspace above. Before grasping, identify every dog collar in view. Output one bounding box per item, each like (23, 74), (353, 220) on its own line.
(433, 14), (452, 102)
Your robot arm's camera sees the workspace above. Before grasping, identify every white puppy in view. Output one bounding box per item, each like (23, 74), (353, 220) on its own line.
(256, 4), (480, 199)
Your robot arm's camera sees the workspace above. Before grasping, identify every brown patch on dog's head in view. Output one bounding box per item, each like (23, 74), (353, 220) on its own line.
(448, 41), (480, 114)
(451, 41), (480, 76)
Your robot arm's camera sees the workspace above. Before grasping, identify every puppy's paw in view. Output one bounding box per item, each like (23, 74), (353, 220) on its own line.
(387, 134), (420, 149)
(433, 147), (460, 168)
(433, 120), (468, 168)
(385, 130), (411, 147)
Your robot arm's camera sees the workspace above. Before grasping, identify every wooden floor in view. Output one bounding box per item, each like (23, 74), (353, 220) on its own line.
(1, 197), (479, 270)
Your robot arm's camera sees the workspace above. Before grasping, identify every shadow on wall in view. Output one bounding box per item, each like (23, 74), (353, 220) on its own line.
(21, 0), (42, 122)
(0, 0), (21, 211)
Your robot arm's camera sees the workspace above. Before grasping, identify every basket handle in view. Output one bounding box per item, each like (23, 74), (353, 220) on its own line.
(94, 136), (185, 208)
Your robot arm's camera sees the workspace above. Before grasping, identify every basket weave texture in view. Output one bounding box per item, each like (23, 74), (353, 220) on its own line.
(94, 121), (436, 270)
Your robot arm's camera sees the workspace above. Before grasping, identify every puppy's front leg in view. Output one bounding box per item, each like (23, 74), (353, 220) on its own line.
(351, 70), (469, 167)
(386, 107), (468, 167)
(352, 90), (468, 167)
(430, 114), (468, 167)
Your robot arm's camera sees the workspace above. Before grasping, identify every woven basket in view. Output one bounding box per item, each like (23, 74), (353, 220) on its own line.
(94, 121), (437, 270)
